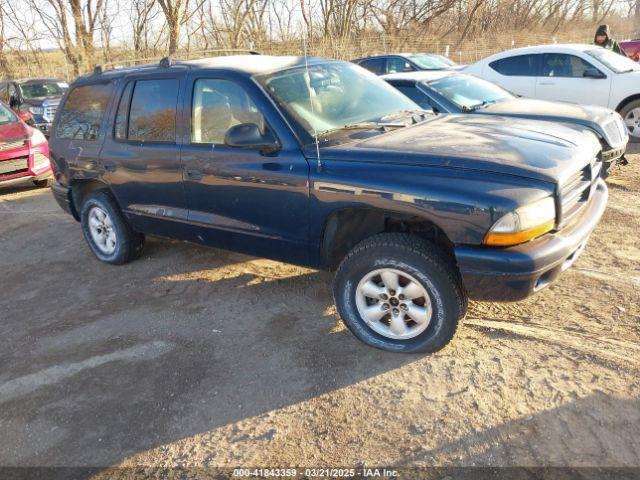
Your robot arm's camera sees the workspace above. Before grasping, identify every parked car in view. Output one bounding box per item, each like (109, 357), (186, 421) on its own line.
(464, 44), (640, 142)
(49, 56), (607, 353)
(0, 101), (52, 188)
(620, 39), (640, 62)
(352, 53), (461, 75)
(383, 70), (628, 171)
(0, 78), (69, 135)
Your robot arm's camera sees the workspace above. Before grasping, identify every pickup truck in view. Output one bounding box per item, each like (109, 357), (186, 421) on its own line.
(49, 55), (608, 353)
(621, 39), (640, 62)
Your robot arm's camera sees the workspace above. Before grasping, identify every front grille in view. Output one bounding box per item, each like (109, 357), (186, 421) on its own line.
(0, 157), (29, 177)
(559, 159), (600, 227)
(0, 138), (26, 151)
(44, 105), (57, 122)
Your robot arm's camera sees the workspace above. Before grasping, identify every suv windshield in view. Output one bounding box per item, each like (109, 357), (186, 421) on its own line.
(0, 102), (17, 125)
(409, 54), (456, 69)
(19, 81), (68, 99)
(257, 62), (419, 143)
(586, 48), (640, 73)
(428, 74), (514, 110)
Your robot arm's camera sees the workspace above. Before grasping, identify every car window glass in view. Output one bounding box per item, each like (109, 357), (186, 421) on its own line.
(191, 79), (264, 145)
(0, 102), (17, 124)
(386, 57), (414, 73)
(128, 78), (179, 142)
(114, 82), (133, 140)
(395, 85), (432, 109)
(56, 83), (113, 140)
(541, 53), (595, 78)
(489, 54), (538, 76)
(358, 58), (385, 75)
(408, 55), (453, 69)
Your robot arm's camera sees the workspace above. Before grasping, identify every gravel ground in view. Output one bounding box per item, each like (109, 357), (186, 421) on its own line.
(0, 148), (639, 473)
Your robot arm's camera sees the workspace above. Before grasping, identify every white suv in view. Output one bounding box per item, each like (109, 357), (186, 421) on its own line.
(465, 44), (640, 141)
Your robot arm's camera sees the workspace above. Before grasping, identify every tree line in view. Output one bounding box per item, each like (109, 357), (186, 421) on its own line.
(0, 0), (638, 77)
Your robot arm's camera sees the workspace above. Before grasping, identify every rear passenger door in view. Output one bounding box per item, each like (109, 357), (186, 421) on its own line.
(180, 74), (311, 265)
(485, 54), (539, 97)
(99, 75), (189, 237)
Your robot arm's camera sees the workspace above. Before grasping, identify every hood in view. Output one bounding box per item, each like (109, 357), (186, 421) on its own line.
(0, 119), (29, 141)
(315, 115), (601, 185)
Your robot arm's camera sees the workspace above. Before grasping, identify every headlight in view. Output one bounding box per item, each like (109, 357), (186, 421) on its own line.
(484, 197), (556, 246)
(29, 106), (44, 115)
(29, 128), (47, 147)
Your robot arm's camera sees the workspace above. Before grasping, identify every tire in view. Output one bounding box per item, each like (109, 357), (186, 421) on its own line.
(80, 190), (144, 265)
(333, 233), (467, 353)
(33, 178), (53, 188)
(619, 99), (640, 143)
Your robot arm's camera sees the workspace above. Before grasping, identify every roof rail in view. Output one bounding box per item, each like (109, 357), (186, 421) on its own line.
(93, 49), (260, 75)
(170, 48), (260, 60)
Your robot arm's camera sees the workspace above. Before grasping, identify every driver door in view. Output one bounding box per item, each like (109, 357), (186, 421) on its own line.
(180, 75), (311, 265)
(535, 53), (611, 105)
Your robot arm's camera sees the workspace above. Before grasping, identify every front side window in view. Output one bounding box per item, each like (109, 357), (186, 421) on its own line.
(128, 79), (179, 142)
(358, 58), (385, 75)
(258, 62), (418, 143)
(540, 54), (595, 78)
(191, 79), (264, 144)
(427, 74), (514, 110)
(19, 81), (68, 99)
(56, 83), (113, 140)
(489, 54), (538, 76)
(386, 57), (414, 73)
(395, 85), (432, 110)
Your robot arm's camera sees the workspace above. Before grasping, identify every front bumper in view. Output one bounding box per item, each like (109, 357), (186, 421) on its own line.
(455, 178), (608, 301)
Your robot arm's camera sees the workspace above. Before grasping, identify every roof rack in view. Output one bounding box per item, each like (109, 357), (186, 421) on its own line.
(93, 49), (260, 75)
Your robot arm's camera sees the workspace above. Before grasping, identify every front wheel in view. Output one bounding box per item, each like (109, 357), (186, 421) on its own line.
(620, 99), (640, 143)
(80, 190), (144, 265)
(333, 233), (467, 353)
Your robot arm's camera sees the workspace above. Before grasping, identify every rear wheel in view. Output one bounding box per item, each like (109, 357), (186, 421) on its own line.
(333, 233), (467, 353)
(80, 190), (144, 265)
(620, 99), (640, 143)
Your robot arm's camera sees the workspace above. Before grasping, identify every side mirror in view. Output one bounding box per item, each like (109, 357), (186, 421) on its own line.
(224, 123), (279, 154)
(583, 67), (605, 79)
(9, 95), (19, 109)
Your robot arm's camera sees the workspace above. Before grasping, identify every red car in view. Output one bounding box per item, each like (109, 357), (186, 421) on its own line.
(0, 101), (52, 188)
(621, 39), (640, 62)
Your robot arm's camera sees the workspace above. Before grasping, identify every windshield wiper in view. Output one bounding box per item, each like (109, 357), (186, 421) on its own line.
(380, 109), (430, 123)
(462, 100), (498, 112)
(317, 122), (405, 138)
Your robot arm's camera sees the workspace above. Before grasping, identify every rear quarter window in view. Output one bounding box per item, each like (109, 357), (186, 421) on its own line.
(56, 83), (113, 140)
(489, 54), (538, 76)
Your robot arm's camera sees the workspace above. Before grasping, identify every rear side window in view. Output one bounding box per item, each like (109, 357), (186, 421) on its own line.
(127, 79), (179, 142)
(56, 83), (112, 140)
(489, 54), (538, 76)
(358, 58), (385, 75)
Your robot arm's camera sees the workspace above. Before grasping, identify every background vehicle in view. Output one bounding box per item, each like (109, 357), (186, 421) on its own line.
(0, 78), (69, 136)
(49, 56), (607, 353)
(464, 44), (640, 142)
(352, 53), (461, 75)
(620, 39), (640, 61)
(0, 102), (52, 188)
(383, 70), (628, 170)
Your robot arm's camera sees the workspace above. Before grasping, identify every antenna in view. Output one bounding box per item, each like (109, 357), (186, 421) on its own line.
(303, 34), (322, 173)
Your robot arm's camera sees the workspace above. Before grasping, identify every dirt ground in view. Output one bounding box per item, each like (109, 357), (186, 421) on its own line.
(0, 148), (639, 474)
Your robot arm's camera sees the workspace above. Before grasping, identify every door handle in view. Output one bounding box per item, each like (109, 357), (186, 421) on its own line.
(184, 168), (203, 180)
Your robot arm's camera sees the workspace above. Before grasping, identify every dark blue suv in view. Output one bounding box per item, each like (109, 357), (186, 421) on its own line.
(49, 55), (608, 353)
